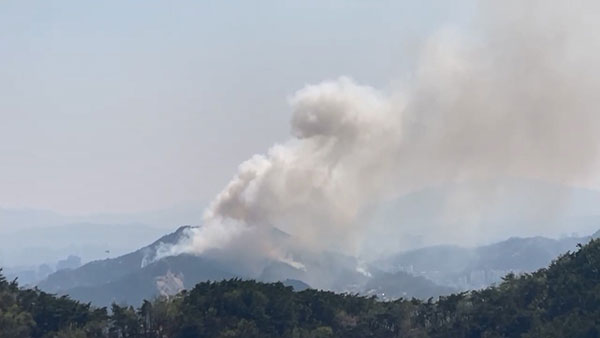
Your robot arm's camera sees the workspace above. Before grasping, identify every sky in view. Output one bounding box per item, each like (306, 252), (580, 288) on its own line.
(0, 0), (475, 215)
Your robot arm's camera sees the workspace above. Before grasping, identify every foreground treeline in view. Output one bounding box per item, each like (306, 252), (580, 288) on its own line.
(2, 239), (600, 337)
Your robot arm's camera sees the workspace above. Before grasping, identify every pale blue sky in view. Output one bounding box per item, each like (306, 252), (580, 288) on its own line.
(1, 0), (474, 214)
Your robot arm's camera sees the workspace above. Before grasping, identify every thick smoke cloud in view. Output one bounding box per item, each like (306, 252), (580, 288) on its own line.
(159, 1), (600, 262)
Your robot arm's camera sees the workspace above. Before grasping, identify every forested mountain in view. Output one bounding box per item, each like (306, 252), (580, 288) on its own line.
(38, 226), (453, 307)
(2, 238), (600, 337)
(38, 226), (195, 294)
(38, 225), (597, 307)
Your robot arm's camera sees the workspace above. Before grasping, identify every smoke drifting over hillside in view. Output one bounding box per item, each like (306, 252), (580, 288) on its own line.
(158, 1), (600, 263)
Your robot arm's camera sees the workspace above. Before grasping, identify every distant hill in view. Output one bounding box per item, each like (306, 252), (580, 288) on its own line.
(363, 270), (456, 300)
(37, 226), (451, 306)
(282, 279), (311, 291)
(64, 254), (237, 306)
(38, 226), (307, 306)
(376, 231), (599, 290)
(38, 226), (193, 294)
(37, 226), (243, 306)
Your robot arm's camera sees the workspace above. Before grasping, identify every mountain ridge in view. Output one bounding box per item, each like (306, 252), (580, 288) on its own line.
(36, 226), (599, 307)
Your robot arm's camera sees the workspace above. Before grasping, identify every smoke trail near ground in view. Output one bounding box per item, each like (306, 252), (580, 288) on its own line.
(158, 1), (600, 262)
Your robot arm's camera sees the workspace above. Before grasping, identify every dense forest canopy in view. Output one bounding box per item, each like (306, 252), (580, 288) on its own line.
(2, 238), (600, 337)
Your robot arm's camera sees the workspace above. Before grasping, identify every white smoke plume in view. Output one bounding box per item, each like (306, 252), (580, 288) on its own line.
(158, 1), (600, 262)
